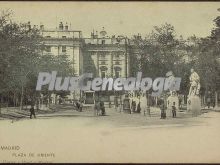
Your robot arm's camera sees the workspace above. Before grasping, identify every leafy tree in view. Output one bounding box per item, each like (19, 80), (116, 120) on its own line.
(191, 15), (220, 100)
(0, 10), (43, 109)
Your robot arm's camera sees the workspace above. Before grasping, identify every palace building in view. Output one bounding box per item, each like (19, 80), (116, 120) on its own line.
(40, 22), (220, 107)
(82, 27), (130, 104)
(83, 27), (130, 78)
(41, 23), (131, 104)
(40, 22), (83, 76)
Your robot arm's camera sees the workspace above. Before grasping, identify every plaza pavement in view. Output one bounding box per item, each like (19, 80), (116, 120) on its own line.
(0, 104), (213, 128)
(0, 105), (220, 163)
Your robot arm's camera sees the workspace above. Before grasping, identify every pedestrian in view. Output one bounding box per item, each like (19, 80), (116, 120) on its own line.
(115, 98), (119, 112)
(172, 102), (177, 118)
(213, 101), (215, 109)
(75, 101), (79, 111)
(160, 101), (166, 119)
(94, 101), (99, 116)
(100, 101), (105, 116)
(207, 97), (211, 109)
(79, 101), (83, 112)
(132, 100), (136, 113)
(30, 105), (36, 119)
(137, 102), (141, 113)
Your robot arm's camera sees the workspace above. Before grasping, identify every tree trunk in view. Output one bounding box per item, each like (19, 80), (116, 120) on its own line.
(7, 92), (9, 109)
(13, 92), (16, 107)
(215, 91), (218, 109)
(20, 85), (24, 110)
(16, 97), (18, 107)
(25, 98), (28, 110)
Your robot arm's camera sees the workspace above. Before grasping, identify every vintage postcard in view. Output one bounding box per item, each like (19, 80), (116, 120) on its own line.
(0, 1), (220, 163)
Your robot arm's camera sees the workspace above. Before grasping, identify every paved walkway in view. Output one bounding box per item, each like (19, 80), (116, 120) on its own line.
(1, 110), (220, 163)
(17, 105), (209, 128)
(0, 105), (213, 128)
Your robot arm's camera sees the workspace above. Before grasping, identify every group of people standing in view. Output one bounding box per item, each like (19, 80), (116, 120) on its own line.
(115, 96), (177, 119)
(160, 100), (177, 119)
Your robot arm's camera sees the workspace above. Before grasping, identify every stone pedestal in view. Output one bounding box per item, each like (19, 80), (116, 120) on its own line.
(187, 96), (201, 116)
(167, 95), (179, 117)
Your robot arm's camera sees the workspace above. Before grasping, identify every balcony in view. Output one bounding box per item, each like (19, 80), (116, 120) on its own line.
(84, 44), (126, 52)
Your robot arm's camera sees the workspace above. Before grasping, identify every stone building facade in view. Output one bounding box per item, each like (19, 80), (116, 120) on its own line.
(41, 24), (130, 104)
(83, 27), (130, 78)
(40, 22), (83, 76)
(82, 28), (130, 103)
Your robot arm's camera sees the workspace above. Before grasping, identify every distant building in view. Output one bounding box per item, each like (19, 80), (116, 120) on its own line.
(82, 27), (130, 103)
(83, 27), (130, 78)
(40, 22), (83, 76)
(41, 24), (131, 104)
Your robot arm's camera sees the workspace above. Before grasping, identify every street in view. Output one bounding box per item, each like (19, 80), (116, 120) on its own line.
(0, 106), (220, 163)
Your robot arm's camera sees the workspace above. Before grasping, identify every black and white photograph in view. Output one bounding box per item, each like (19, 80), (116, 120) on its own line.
(0, 1), (220, 163)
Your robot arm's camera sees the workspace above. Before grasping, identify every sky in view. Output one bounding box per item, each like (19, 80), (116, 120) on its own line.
(0, 2), (220, 39)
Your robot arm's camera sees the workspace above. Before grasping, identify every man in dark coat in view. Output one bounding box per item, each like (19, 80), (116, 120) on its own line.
(172, 102), (177, 118)
(100, 101), (105, 116)
(30, 105), (36, 119)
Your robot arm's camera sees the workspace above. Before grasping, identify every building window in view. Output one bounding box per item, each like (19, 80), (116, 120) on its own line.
(101, 71), (106, 78)
(62, 36), (66, 38)
(115, 71), (120, 78)
(100, 54), (106, 59)
(46, 36), (51, 38)
(102, 40), (105, 44)
(101, 61), (106, 65)
(114, 66), (121, 78)
(115, 53), (120, 58)
(62, 46), (66, 52)
(45, 46), (51, 52)
(115, 61), (120, 65)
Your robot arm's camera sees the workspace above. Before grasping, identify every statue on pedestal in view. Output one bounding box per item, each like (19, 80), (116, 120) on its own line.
(187, 68), (201, 116)
(166, 71), (176, 96)
(166, 71), (179, 116)
(188, 68), (200, 96)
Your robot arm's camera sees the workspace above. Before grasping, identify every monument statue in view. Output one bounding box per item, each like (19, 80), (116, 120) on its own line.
(166, 71), (179, 116)
(165, 71), (177, 96)
(187, 68), (201, 116)
(188, 68), (200, 96)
